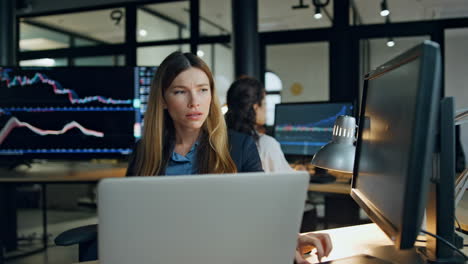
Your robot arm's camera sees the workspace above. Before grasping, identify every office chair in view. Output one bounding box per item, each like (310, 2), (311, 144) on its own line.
(54, 224), (98, 262)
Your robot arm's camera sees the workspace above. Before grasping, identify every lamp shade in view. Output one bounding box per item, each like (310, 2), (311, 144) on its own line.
(311, 115), (356, 173)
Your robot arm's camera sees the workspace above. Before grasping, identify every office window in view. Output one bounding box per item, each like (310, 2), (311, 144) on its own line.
(445, 28), (468, 164)
(19, 21), (70, 51)
(353, 0), (468, 25)
(197, 43), (233, 105)
(266, 94), (281, 126)
(259, 0), (332, 32)
(137, 45), (190, 66)
(265, 71), (283, 92)
(19, 58), (68, 67)
(196, 44), (213, 69)
(138, 1), (190, 42)
(367, 36), (429, 71)
(74, 37), (99, 47)
(74, 55), (125, 66)
(213, 44), (233, 105)
(200, 0), (231, 36)
(358, 36), (429, 105)
(20, 8), (126, 46)
(266, 42), (329, 103)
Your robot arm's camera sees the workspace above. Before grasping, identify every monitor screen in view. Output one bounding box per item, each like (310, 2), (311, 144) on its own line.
(274, 102), (354, 156)
(351, 41), (441, 250)
(0, 66), (156, 159)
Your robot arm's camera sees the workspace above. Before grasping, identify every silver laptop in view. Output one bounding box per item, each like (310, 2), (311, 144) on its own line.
(98, 171), (309, 264)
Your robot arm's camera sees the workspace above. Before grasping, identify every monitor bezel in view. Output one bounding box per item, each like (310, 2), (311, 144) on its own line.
(351, 41), (441, 249)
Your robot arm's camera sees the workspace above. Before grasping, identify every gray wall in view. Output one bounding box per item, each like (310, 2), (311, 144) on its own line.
(267, 42), (330, 103)
(445, 28), (468, 165)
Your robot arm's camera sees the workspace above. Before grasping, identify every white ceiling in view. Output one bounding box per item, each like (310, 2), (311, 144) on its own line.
(19, 0), (468, 50)
(354, 0), (468, 24)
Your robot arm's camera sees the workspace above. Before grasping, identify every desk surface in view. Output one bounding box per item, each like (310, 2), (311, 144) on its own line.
(77, 224), (467, 264)
(306, 223), (468, 264)
(0, 162), (126, 183)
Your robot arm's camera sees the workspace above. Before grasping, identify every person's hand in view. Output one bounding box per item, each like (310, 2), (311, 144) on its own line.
(294, 232), (333, 264)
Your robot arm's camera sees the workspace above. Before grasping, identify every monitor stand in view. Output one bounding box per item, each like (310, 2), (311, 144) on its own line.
(418, 98), (465, 264)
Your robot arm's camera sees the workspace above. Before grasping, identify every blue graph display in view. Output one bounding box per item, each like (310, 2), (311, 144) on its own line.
(0, 67), (142, 158)
(274, 103), (354, 156)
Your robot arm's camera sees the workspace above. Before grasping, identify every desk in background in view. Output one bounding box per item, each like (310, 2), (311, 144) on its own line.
(308, 180), (350, 194)
(0, 162), (126, 258)
(308, 179), (364, 229)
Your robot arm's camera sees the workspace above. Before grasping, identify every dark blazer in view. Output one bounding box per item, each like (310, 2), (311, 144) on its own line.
(126, 129), (263, 176)
(227, 130), (263, 173)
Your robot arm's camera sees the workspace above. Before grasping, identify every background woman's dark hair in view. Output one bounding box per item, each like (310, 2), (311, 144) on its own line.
(225, 76), (265, 141)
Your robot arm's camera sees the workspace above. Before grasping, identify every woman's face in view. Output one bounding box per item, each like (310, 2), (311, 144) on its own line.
(253, 95), (266, 126)
(164, 67), (212, 132)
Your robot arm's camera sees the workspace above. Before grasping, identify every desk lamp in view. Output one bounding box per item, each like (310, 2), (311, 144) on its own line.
(311, 115), (356, 173)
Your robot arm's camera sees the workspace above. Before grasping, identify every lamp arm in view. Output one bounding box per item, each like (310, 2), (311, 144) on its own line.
(455, 108), (468, 125)
(455, 169), (468, 206)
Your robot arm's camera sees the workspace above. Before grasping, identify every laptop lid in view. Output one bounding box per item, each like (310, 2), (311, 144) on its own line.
(98, 171), (309, 264)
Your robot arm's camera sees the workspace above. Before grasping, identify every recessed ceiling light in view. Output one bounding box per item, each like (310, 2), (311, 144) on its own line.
(139, 29), (147, 37)
(380, 9), (390, 17)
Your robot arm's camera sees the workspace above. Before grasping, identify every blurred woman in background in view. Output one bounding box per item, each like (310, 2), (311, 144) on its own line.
(225, 76), (293, 172)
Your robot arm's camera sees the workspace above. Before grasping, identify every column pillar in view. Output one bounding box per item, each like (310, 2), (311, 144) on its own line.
(232, 0), (260, 80)
(0, 0), (17, 66)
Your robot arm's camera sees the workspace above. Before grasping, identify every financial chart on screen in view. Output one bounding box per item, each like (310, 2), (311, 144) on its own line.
(274, 102), (354, 156)
(0, 66), (152, 158)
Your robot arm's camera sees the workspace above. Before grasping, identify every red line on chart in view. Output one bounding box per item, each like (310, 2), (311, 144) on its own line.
(0, 117), (104, 145)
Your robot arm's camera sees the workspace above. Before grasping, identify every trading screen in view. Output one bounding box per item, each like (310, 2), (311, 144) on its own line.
(274, 102), (354, 156)
(0, 66), (155, 158)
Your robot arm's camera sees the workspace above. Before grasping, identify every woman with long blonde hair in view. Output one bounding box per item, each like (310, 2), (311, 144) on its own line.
(125, 52), (331, 264)
(126, 51), (263, 176)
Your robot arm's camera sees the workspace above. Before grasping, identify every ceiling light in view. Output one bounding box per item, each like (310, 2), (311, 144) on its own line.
(380, 0), (390, 17)
(314, 6), (322, 19)
(139, 29), (147, 37)
(386, 38), (395, 47)
(196, 50), (205, 57)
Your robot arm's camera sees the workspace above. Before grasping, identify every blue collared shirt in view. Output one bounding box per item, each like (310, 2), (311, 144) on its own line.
(165, 141), (199, 175)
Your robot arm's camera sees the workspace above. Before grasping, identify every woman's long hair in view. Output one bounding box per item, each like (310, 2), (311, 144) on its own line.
(133, 51), (237, 176)
(225, 77), (265, 141)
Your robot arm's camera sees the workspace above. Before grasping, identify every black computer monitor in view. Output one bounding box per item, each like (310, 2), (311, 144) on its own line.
(352, 41), (464, 263)
(0, 66), (142, 159)
(274, 102), (354, 157)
